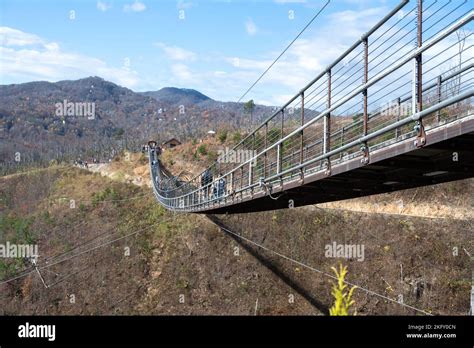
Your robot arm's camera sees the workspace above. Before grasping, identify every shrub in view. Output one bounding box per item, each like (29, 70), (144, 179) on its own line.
(232, 131), (242, 143)
(197, 144), (208, 156)
(218, 130), (228, 144)
(329, 263), (357, 316)
(91, 187), (120, 207)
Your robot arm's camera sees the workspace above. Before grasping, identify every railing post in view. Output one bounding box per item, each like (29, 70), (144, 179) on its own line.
(207, 185), (210, 206)
(417, 0), (423, 113)
(300, 92), (304, 167)
(363, 38), (369, 137)
(340, 126), (345, 160)
(324, 69), (331, 154)
(414, 0), (426, 147)
(277, 143), (281, 174)
(395, 97), (401, 138)
(436, 75), (442, 122)
(240, 166), (243, 196)
(361, 37), (369, 164)
(280, 108), (284, 171)
(264, 122), (268, 179)
(281, 109), (285, 139)
(248, 162), (253, 186)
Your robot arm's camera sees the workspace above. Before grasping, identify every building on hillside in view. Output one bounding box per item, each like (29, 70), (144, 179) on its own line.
(207, 130), (216, 137)
(162, 138), (182, 149)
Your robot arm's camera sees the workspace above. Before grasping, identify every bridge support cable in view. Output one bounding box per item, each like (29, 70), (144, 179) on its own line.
(237, 0), (331, 103)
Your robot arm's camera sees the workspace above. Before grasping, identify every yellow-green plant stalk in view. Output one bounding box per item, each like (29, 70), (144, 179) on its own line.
(329, 263), (357, 316)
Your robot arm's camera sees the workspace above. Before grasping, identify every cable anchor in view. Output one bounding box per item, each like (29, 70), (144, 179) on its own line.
(414, 120), (426, 147)
(360, 144), (370, 165)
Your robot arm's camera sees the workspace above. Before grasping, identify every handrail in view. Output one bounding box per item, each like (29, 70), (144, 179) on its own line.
(148, 2), (474, 213)
(186, 0), (411, 182)
(160, 10), (473, 199)
(149, 90), (473, 211)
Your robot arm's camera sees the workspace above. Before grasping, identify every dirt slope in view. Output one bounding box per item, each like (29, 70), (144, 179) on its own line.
(1, 157), (472, 315)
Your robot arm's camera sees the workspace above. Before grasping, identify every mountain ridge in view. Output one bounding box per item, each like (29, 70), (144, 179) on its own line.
(140, 87), (212, 106)
(0, 76), (276, 174)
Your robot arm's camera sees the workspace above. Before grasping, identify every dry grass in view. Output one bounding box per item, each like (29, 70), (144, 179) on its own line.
(1, 154), (471, 315)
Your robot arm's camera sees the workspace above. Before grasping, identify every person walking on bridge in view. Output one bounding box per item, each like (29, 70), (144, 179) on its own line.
(201, 168), (213, 201)
(213, 173), (226, 200)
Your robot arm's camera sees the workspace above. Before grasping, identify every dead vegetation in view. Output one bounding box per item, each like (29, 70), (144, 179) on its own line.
(0, 157), (472, 315)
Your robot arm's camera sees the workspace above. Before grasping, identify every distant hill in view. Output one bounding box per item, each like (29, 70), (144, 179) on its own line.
(0, 76), (164, 170)
(0, 76), (277, 173)
(141, 87), (212, 106)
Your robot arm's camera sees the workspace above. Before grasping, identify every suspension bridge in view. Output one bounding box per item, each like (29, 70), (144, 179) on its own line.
(149, 0), (474, 214)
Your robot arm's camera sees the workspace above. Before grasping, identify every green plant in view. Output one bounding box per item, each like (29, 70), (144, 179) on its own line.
(207, 150), (218, 162)
(0, 215), (35, 245)
(197, 144), (208, 156)
(0, 259), (23, 279)
(91, 186), (120, 207)
(232, 131), (242, 143)
(218, 130), (228, 144)
(329, 264), (357, 316)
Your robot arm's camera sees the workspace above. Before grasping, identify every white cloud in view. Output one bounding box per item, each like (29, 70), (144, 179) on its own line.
(97, 1), (112, 12)
(147, 5), (393, 105)
(216, 6), (390, 105)
(0, 27), (43, 47)
(0, 27), (140, 88)
(245, 18), (258, 36)
(123, 1), (146, 13)
(154, 42), (197, 62)
(171, 63), (194, 81)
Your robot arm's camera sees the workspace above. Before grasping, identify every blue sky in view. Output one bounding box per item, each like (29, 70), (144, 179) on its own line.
(0, 0), (471, 105)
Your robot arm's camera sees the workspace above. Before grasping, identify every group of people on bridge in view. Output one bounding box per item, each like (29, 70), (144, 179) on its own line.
(201, 168), (226, 200)
(147, 140), (227, 204)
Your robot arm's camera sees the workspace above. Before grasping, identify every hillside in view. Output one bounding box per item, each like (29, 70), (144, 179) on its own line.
(0, 77), (276, 175)
(0, 165), (323, 315)
(1, 154), (470, 315)
(141, 87), (212, 106)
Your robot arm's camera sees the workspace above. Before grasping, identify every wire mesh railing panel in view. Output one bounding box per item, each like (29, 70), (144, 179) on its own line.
(149, 1), (474, 213)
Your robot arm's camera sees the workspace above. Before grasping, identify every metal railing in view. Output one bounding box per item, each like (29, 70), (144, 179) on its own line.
(149, 0), (474, 213)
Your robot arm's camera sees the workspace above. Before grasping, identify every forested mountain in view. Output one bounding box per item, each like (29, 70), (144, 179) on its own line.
(0, 77), (276, 173)
(141, 87), (212, 106)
